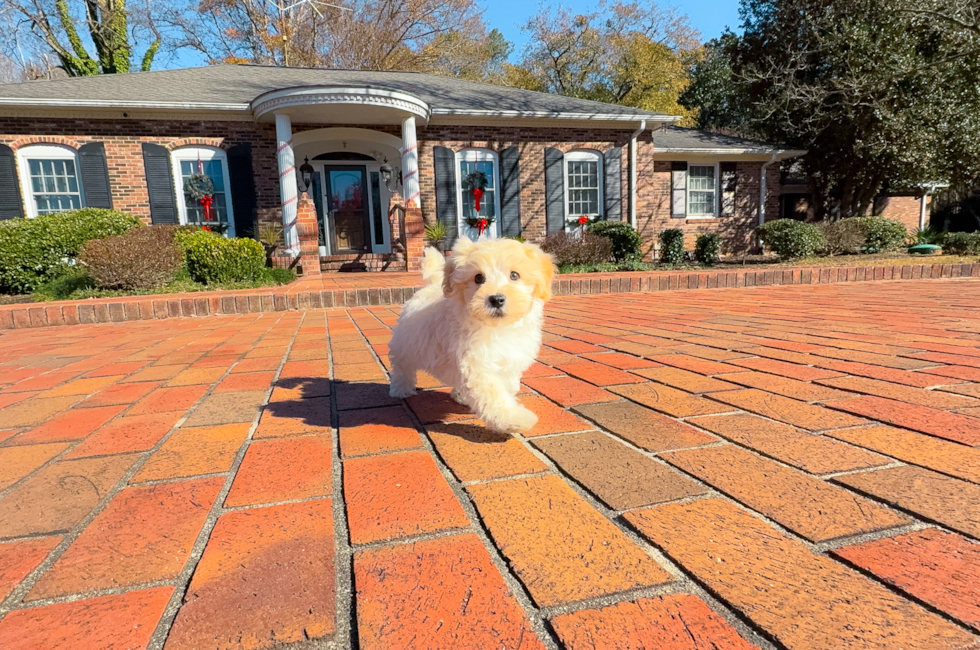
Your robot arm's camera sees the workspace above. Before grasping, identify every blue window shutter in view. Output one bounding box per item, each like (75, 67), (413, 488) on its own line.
(545, 148), (565, 232)
(500, 146), (521, 237)
(142, 143), (178, 225)
(603, 147), (622, 221)
(671, 161), (688, 219)
(78, 142), (113, 209)
(0, 144), (23, 219)
(433, 146), (458, 244)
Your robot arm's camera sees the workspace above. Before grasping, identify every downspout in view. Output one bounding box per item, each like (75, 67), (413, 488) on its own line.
(759, 152), (778, 225)
(629, 119), (647, 228)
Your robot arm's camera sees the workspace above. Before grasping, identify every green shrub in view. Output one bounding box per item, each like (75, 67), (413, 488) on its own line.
(857, 216), (907, 253)
(541, 231), (613, 266)
(588, 221), (644, 262)
(183, 231), (266, 284)
(658, 229), (685, 264)
(0, 208), (143, 294)
(818, 219), (866, 255)
(79, 226), (184, 290)
(694, 233), (721, 266)
(913, 226), (945, 245)
(756, 219), (825, 260)
(943, 231), (980, 255)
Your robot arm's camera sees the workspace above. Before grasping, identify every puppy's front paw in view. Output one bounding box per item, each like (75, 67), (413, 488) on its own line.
(450, 390), (469, 406)
(389, 383), (417, 399)
(486, 406), (538, 434)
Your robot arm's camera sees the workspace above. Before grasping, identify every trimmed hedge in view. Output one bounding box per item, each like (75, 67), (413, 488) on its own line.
(588, 221), (644, 262)
(858, 216), (907, 253)
(757, 219), (825, 260)
(79, 226), (184, 290)
(182, 231), (266, 284)
(541, 231), (613, 266)
(695, 233), (721, 266)
(943, 231), (980, 255)
(658, 229), (685, 264)
(0, 208), (143, 294)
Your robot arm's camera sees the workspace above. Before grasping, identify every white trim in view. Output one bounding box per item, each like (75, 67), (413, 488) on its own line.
(0, 98), (250, 111)
(170, 146), (236, 237)
(430, 108), (679, 122)
(16, 144), (83, 218)
(563, 150), (603, 227)
(658, 148), (807, 157)
(455, 148), (502, 239)
(686, 163), (720, 219)
(252, 86), (430, 122)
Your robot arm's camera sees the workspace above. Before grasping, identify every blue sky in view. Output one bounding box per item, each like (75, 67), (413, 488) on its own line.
(167, 0), (741, 68)
(490, 0), (741, 55)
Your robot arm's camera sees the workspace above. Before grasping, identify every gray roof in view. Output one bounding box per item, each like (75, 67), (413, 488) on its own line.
(0, 64), (676, 121)
(653, 126), (803, 154)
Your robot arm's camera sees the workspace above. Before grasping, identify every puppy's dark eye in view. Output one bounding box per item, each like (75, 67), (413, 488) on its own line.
(510, 271), (520, 281)
(474, 274), (485, 285)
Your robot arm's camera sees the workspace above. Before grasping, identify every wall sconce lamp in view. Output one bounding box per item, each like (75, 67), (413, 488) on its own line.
(299, 157), (314, 193)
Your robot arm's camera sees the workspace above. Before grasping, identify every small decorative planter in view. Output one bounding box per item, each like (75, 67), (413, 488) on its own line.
(908, 244), (942, 255)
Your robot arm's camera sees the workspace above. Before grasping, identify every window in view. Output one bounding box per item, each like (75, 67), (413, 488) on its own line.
(171, 147), (235, 236)
(17, 145), (83, 217)
(565, 151), (602, 223)
(687, 164), (718, 217)
(455, 149), (500, 237)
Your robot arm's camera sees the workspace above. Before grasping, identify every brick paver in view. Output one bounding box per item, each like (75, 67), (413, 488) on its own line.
(2, 279), (980, 649)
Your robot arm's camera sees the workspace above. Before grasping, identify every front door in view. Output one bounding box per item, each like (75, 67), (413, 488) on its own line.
(325, 166), (370, 253)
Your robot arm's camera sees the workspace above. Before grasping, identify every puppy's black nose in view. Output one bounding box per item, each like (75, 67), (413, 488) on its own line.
(487, 294), (506, 309)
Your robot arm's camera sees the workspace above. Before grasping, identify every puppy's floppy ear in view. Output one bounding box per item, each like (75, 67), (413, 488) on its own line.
(442, 255), (458, 297)
(452, 235), (477, 256)
(523, 242), (555, 302)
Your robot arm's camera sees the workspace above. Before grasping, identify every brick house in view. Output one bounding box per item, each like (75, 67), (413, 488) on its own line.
(0, 65), (803, 271)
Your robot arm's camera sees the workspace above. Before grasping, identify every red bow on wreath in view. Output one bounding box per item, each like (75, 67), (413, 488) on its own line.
(577, 216), (589, 226)
(199, 195), (215, 221)
(476, 218), (490, 235)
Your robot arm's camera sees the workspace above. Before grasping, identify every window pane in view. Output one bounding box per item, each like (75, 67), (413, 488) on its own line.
(180, 156), (229, 227)
(566, 158), (600, 217)
(459, 158), (497, 220)
(27, 156), (82, 216)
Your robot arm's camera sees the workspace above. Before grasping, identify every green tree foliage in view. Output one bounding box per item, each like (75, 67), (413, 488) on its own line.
(681, 0), (980, 219)
(504, 1), (700, 123)
(5, 0), (160, 75)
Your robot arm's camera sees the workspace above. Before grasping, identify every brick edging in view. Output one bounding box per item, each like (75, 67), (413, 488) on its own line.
(2, 262), (978, 330)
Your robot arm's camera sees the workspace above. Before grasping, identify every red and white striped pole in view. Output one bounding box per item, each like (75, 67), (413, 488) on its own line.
(275, 113), (300, 256)
(401, 116), (421, 208)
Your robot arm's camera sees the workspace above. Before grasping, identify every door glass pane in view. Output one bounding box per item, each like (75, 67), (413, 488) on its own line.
(328, 168), (367, 251)
(370, 171), (384, 246)
(459, 160), (496, 220)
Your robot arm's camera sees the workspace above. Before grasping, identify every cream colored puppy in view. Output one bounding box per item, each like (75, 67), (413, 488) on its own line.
(388, 236), (555, 433)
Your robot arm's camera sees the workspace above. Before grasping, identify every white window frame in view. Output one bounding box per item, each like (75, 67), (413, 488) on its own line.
(686, 163), (719, 218)
(171, 147), (236, 237)
(564, 150), (603, 227)
(455, 148), (502, 238)
(16, 144), (84, 218)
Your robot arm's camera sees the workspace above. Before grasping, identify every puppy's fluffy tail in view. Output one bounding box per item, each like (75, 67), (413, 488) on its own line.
(420, 247), (446, 286)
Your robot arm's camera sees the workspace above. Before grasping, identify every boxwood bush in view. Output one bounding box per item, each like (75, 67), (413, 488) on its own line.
(943, 231), (980, 255)
(79, 226), (184, 290)
(756, 219), (826, 260)
(588, 221), (644, 262)
(182, 231), (266, 284)
(695, 233), (721, 266)
(658, 229), (685, 264)
(0, 208), (143, 294)
(858, 216), (907, 253)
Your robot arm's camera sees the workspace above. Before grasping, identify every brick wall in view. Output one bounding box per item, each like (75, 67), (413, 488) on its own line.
(0, 118), (280, 228)
(873, 195), (925, 233)
(2, 117), (775, 256)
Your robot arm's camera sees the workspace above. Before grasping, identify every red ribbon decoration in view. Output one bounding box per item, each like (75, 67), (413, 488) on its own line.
(472, 187), (484, 212)
(476, 218), (489, 236)
(200, 195), (215, 221)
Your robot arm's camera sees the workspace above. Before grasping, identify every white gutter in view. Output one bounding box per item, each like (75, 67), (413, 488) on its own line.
(629, 119), (647, 228)
(0, 97), (251, 111)
(759, 153), (778, 225)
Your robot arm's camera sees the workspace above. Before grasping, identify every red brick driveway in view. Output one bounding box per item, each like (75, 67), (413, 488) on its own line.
(1, 279), (980, 650)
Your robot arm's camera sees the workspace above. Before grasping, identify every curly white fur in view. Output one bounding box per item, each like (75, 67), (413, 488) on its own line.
(388, 237), (554, 433)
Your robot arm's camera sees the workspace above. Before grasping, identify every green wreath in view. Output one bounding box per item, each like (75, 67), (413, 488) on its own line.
(463, 170), (489, 191)
(184, 173), (214, 201)
(566, 215), (601, 229)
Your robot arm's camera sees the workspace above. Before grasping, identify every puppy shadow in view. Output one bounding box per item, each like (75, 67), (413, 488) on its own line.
(263, 378), (513, 444)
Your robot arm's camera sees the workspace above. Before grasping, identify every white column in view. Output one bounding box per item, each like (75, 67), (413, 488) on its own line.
(401, 116), (420, 208)
(919, 193), (928, 230)
(275, 112), (299, 256)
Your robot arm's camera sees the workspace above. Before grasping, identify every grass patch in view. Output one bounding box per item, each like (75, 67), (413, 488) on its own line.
(31, 267), (296, 302)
